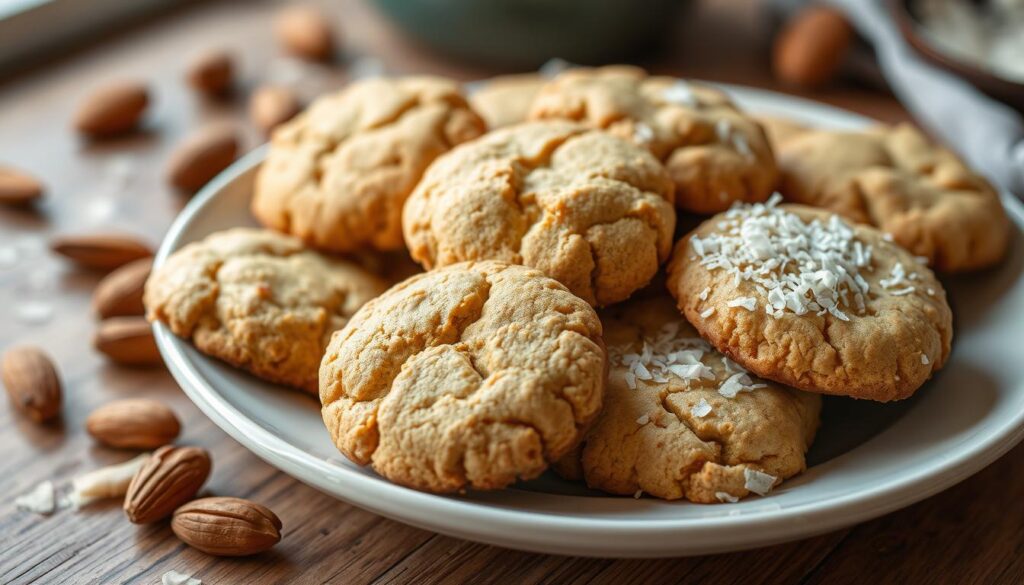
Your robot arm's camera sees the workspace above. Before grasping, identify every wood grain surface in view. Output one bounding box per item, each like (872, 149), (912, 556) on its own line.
(0, 0), (1021, 583)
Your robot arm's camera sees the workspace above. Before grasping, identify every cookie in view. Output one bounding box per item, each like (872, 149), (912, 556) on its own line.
(469, 74), (547, 129)
(402, 120), (676, 307)
(554, 294), (820, 503)
(527, 65), (777, 214)
(666, 197), (953, 402)
(772, 122), (1009, 272)
(319, 260), (606, 493)
(145, 228), (386, 393)
(252, 76), (486, 253)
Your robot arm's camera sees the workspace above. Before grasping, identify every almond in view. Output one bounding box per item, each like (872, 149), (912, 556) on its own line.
(93, 257), (152, 318)
(1, 346), (61, 423)
(124, 445), (211, 523)
(172, 497), (282, 556)
(74, 81), (149, 138)
(187, 49), (234, 97)
(249, 86), (301, 135)
(50, 233), (153, 271)
(275, 5), (335, 62)
(0, 166), (44, 205)
(772, 6), (853, 89)
(166, 124), (239, 193)
(94, 316), (162, 366)
(86, 399), (180, 449)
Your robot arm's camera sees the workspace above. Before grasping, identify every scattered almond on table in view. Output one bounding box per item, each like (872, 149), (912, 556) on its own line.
(166, 124), (240, 193)
(74, 80), (150, 138)
(87, 398), (181, 449)
(1, 346), (62, 423)
(94, 316), (162, 366)
(172, 497), (282, 556)
(186, 49), (234, 97)
(93, 257), (153, 319)
(249, 85), (301, 134)
(772, 5), (854, 89)
(124, 444), (212, 524)
(50, 233), (153, 271)
(0, 166), (44, 205)
(275, 5), (336, 62)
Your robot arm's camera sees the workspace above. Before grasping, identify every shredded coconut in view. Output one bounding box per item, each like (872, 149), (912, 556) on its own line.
(743, 468), (777, 496)
(921, 354), (930, 365)
(633, 122), (654, 144)
(636, 414), (650, 425)
(698, 287), (710, 301)
(68, 454), (150, 509)
(15, 481), (56, 515)
(715, 491), (739, 503)
(633, 489), (643, 499)
(718, 372), (766, 398)
(610, 322), (715, 389)
(714, 119), (752, 158)
(162, 571), (202, 585)
(662, 80), (697, 106)
(690, 398), (712, 418)
(726, 296), (757, 311)
(700, 307), (716, 319)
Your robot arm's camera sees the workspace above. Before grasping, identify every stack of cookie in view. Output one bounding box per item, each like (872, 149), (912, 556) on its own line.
(145, 65), (1009, 504)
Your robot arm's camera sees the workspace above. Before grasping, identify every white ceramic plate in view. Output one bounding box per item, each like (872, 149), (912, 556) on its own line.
(154, 84), (1024, 557)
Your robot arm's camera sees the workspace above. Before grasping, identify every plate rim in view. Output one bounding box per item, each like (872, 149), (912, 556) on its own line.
(153, 83), (1024, 557)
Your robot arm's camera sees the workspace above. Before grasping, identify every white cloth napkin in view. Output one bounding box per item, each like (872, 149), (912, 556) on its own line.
(829, 0), (1024, 197)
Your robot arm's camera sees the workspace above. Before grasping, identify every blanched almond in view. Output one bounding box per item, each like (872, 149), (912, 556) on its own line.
(94, 316), (162, 366)
(86, 399), (180, 449)
(50, 234), (153, 271)
(93, 257), (152, 318)
(172, 497), (282, 556)
(166, 124), (239, 193)
(275, 5), (335, 61)
(0, 166), (44, 205)
(1, 346), (61, 423)
(74, 81), (149, 138)
(124, 445), (212, 523)
(249, 86), (301, 134)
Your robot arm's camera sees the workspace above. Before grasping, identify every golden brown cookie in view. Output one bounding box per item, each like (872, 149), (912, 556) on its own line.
(319, 260), (606, 493)
(554, 294), (820, 503)
(772, 122), (1009, 272)
(252, 76), (486, 253)
(402, 120), (676, 307)
(528, 65), (777, 214)
(667, 198), (953, 402)
(469, 74), (547, 129)
(145, 228), (386, 393)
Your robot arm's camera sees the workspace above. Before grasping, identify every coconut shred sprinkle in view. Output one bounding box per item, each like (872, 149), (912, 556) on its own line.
(690, 195), (916, 320)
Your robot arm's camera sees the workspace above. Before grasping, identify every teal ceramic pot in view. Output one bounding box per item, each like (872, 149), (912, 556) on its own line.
(371, 0), (687, 67)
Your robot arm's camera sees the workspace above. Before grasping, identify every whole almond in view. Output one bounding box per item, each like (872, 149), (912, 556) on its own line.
(124, 445), (212, 524)
(187, 49), (234, 97)
(166, 124), (239, 193)
(94, 316), (162, 366)
(172, 497), (282, 556)
(249, 86), (301, 134)
(50, 234), (153, 271)
(0, 166), (44, 205)
(275, 5), (335, 61)
(86, 399), (180, 449)
(773, 5), (853, 88)
(74, 81), (149, 138)
(1, 346), (61, 423)
(93, 257), (152, 319)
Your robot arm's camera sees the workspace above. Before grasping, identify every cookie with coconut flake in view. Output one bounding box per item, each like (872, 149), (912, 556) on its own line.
(772, 123), (1009, 273)
(402, 120), (676, 307)
(553, 294), (820, 503)
(528, 65), (777, 214)
(319, 260), (606, 493)
(145, 228), (387, 393)
(667, 197), (953, 402)
(252, 76), (486, 253)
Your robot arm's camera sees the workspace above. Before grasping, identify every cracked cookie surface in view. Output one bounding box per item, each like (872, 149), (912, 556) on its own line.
(402, 120), (676, 307)
(145, 228), (386, 393)
(527, 65), (777, 214)
(770, 121), (1009, 273)
(252, 76), (486, 253)
(667, 200), (953, 402)
(319, 260), (606, 493)
(554, 294), (820, 502)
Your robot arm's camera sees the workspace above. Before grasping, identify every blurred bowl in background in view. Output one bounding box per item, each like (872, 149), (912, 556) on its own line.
(371, 0), (689, 68)
(890, 0), (1024, 111)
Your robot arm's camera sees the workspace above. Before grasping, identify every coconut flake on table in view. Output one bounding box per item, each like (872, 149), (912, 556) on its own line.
(162, 571), (202, 585)
(743, 468), (777, 496)
(67, 453), (150, 509)
(15, 481), (56, 515)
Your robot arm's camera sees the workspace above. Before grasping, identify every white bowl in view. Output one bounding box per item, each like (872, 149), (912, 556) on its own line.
(153, 84), (1024, 557)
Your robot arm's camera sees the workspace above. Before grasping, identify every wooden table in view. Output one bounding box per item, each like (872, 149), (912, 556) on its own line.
(1, 1), (1021, 583)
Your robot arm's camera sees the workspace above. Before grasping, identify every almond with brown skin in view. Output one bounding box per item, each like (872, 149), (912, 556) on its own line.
(124, 445), (212, 524)
(50, 234), (153, 271)
(94, 316), (162, 366)
(1, 346), (61, 423)
(187, 49), (234, 97)
(86, 399), (180, 449)
(0, 166), (44, 205)
(74, 81), (149, 138)
(166, 124), (239, 193)
(172, 497), (282, 556)
(275, 5), (335, 61)
(249, 85), (301, 134)
(772, 5), (853, 89)
(93, 257), (152, 318)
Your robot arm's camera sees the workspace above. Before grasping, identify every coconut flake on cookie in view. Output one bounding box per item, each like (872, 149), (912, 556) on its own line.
(743, 468), (777, 496)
